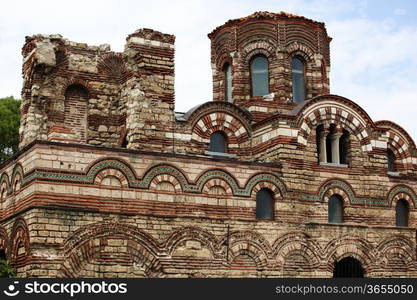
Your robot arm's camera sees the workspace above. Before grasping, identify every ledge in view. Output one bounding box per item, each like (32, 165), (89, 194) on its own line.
(387, 171), (400, 177)
(204, 151), (237, 158)
(319, 162), (348, 168)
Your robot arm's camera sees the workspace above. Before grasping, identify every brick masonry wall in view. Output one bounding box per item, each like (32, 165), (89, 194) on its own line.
(0, 142), (416, 277)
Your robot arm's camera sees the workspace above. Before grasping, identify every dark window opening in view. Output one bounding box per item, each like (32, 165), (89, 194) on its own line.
(292, 57), (306, 103)
(251, 55), (269, 96)
(256, 188), (274, 219)
(209, 131), (227, 153)
(121, 135), (128, 148)
(223, 63), (232, 103)
(339, 130), (349, 165)
(387, 149), (395, 172)
(316, 125), (324, 163)
(333, 257), (364, 278)
(328, 194), (343, 223)
(396, 199), (409, 227)
(0, 249), (5, 260)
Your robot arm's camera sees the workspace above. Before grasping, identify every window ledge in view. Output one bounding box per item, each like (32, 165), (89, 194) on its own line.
(387, 171), (400, 177)
(204, 151), (236, 158)
(319, 162), (348, 168)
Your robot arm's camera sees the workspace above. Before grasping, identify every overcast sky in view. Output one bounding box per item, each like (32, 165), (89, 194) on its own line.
(1, 0), (416, 142)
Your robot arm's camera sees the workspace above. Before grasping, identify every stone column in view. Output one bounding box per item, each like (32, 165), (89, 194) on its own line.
(329, 132), (343, 164)
(318, 129), (328, 162)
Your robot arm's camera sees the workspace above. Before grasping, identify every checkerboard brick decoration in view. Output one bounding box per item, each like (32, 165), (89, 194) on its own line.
(0, 11), (416, 277)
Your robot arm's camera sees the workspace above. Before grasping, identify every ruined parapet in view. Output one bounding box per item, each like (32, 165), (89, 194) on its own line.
(123, 29), (176, 151)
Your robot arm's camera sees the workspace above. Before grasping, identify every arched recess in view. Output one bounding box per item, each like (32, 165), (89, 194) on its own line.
(376, 236), (416, 271)
(164, 226), (221, 259)
(318, 179), (355, 205)
(59, 222), (161, 278)
(324, 235), (375, 276)
(97, 53), (128, 83)
(141, 164), (189, 191)
(11, 164), (24, 194)
(202, 178), (233, 196)
(375, 120), (416, 169)
(0, 226), (9, 259)
(387, 185), (416, 209)
(93, 168), (128, 188)
(10, 218), (31, 266)
(195, 169), (240, 195)
(295, 95), (375, 153)
(246, 173), (286, 199)
(86, 158), (137, 187)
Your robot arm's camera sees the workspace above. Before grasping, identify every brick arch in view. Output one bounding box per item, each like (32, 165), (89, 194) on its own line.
(376, 236), (416, 266)
(164, 226), (221, 259)
(60, 222), (161, 278)
(227, 230), (271, 269)
(10, 218), (31, 264)
(318, 179), (356, 205)
(195, 169), (240, 195)
(272, 232), (323, 262)
(97, 53), (128, 83)
(214, 48), (233, 70)
(149, 174), (182, 192)
(240, 40), (276, 67)
(324, 235), (375, 274)
(286, 41), (314, 62)
(93, 168), (128, 188)
(246, 173), (287, 199)
(387, 185), (416, 208)
(86, 157), (137, 187)
(11, 163), (24, 189)
(202, 178), (233, 195)
(141, 164), (189, 192)
(0, 172), (10, 201)
(295, 95), (375, 152)
(61, 78), (93, 99)
(0, 226), (9, 259)
(191, 111), (250, 146)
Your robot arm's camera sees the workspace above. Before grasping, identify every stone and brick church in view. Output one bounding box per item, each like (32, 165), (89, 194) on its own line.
(0, 11), (416, 277)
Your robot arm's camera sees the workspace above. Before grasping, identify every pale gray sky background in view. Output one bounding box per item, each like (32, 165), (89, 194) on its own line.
(0, 0), (416, 141)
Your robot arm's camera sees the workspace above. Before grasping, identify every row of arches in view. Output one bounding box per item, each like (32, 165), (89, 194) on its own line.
(222, 55), (310, 102)
(0, 217), (415, 277)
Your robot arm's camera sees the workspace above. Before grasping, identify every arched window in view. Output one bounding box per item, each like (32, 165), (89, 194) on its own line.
(209, 131), (227, 153)
(64, 84), (89, 142)
(334, 257), (364, 278)
(256, 188), (274, 219)
(250, 55), (269, 96)
(223, 63), (232, 103)
(328, 194), (343, 223)
(292, 57), (306, 103)
(387, 149), (395, 172)
(395, 199), (409, 227)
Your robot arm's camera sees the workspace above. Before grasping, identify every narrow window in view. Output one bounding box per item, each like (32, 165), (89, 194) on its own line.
(251, 55), (269, 96)
(209, 131), (227, 153)
(256, 188), (274, 219)
(328, 195), (343, 223)
(339, 130), (349, 165)
(292, 57), (306, 103)
(395, 199), (409, 227)
(223, 63), (232, 103)
(387, 149), (395, 172)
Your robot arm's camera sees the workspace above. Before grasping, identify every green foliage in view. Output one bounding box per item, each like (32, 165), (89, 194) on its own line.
(0, 259), (16, 278)
(0, 96), (20, 163)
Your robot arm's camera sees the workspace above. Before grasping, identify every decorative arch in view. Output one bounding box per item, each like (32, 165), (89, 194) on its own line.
(10, 218), (31, 263)
(246, 173), (286, 198)
(387, 185), (416, 208)
(294, 95), (375, 152)
(0, 226), (9, 259)
(376, 236), (416, 268)
(60, 222), (161, 278)
(324, 235), (375, 272)
(0, 173), (10, 200)
(11, 163), (24, 188)
(86, 158), (137, 187)
(97, 53), (128, 83)
(202, 178), (233, 195)
(164, 226), (221, 258)
(93, 168), (128, 188)
(141, 164), (189, 191)
(149, 174), (182, 193)
(195, 169), (240, 195)
(286, 41), (314, 62)
(318, 179), (356, 205)
(239, 40), (276, 67)
(272, 232), (323, 263)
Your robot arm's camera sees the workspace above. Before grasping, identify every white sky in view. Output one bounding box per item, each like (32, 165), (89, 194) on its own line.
(0, 0), (416, 142)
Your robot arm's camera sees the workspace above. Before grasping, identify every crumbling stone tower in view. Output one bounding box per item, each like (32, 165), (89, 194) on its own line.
(20, 29), (175, 151)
